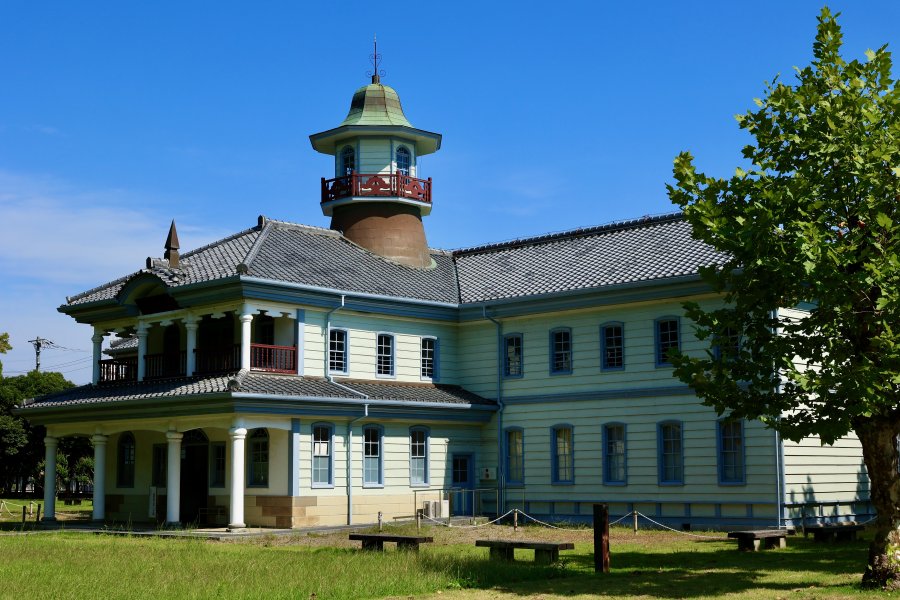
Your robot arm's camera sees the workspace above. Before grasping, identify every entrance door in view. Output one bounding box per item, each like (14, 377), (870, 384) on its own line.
(180, 430), (209, 524)
(451, 454), (474, 516)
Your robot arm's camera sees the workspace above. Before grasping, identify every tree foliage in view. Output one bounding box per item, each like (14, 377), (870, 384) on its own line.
(0, 369), (76, 494)
(668, 8), (900, 587)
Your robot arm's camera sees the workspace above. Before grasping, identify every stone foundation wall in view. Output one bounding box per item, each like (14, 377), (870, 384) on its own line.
(245, 493), (419, 528)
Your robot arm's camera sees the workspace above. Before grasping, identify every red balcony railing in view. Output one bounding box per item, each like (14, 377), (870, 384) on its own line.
(321, 173), (432, 204)
(195, 345), (241, 375)
(250, 343), (297, 373)
(98, 358), (138, 383)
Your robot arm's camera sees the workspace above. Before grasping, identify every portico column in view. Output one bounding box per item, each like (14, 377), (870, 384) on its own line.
(43, 436), (58, 521)
(136, 322), (149, 382)
(166, 431), (183, 525)
(91, 332), (105, 384)
(184, 317), (198, 376)
(91, 434), (108, 521)
(239, 311), (253, 371)
(228, 427), (247, 530)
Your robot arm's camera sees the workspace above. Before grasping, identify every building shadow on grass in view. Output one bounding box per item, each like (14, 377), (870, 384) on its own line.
(417, 537), (867, 598)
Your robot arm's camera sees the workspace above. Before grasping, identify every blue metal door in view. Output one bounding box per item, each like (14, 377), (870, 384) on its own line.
(451, 454), (474, 516)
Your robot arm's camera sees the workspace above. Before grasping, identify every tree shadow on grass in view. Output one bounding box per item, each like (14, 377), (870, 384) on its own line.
(418, 536), (868, 598)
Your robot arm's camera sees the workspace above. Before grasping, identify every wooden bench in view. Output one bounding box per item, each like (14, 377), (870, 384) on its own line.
(727, 530), (788, 551)
(349, 533), (433, 552)
(475, 539), (575, 564)
(805, 524), (864, 543)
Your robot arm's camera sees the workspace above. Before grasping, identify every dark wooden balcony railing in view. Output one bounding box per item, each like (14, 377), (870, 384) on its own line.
(195, 345), (241, 375)
(98, 343), (297, 382)
(250, 343), (297, 373)
(145, 351), (186, 380)
(98, 358), (138, 383)
(321, 173), (432, 205)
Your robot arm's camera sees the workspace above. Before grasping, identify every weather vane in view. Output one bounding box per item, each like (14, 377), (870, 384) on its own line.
(367, 34), (385, 83)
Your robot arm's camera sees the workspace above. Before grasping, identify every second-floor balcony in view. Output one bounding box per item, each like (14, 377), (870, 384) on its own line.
(98, 343), (297, 384)
(321, 173), (432, 205)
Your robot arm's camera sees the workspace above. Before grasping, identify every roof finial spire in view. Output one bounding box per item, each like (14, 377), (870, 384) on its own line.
(164, 219), (181, 268)
(368, 34), (383, 84)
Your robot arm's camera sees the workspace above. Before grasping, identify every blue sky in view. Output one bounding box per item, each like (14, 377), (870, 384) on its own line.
(1, 1), (898, 382)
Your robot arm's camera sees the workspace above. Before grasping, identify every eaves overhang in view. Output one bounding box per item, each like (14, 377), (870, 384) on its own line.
(16, 391), (496, 425)
(309, 125), (442, 156)
(459, 274), (716, 321)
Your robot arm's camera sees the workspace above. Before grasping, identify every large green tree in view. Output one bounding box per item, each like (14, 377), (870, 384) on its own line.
(668, 8), (900, 588)
(0, 366), (78, 495)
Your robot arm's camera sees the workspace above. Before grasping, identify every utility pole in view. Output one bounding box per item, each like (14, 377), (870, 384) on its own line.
(27, 336), (51, 372)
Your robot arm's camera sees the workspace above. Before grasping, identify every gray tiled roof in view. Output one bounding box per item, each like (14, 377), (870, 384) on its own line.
(64, 212), (725, 309)
(19, 372), (492, 410)
(244, 221), (459, 303)
(453, 214), (728, 303)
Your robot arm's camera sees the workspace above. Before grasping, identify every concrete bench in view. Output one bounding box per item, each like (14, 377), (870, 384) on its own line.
(805, 524), (864, 543)
(727, 530), (788, 551)
(349, 533), (433, 552)
(475, 539), (575, 564)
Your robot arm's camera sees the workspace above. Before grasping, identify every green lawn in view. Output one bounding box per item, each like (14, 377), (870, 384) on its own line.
(0, 525), (886, 600)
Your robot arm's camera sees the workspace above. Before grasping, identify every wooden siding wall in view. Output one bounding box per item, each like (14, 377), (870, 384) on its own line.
(358, 139), (392, 174)
(302, 309), (458, 383)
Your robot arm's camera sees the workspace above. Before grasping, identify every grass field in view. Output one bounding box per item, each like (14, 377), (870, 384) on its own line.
(0, 522), (885, 600)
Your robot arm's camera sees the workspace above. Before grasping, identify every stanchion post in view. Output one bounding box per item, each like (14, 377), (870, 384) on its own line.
(36, 504), (41, 523)
(378, 511), (383, 532)
(593, 503), (610, 573)
(22, 506), (26, 524)
(29, 501), (34, 517)
(447, 491), (452, 527)
(633, 510), (638, 534)
(416, 508), (422, 532)
(513, 508), (518, 532)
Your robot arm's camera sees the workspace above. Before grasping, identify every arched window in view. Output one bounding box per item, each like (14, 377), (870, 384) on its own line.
(396, 146), (411, 176)
(340, 146), (355, 176)
(117, 432), (136, 488)
(248, 428), (269, 487)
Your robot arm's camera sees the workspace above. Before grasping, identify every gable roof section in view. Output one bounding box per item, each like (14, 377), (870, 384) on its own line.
(62, 212), (727, 311)
(453, 213), (729, 303)
(243, 221), (459, 303)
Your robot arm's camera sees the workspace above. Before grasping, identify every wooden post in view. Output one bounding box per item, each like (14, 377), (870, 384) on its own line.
(594, 503), (610, 573)
(378, 511), (383, 532)
(36, 504), (41, 523)
(416, 508), (422, 532)
(513, 509), (518, 532)
(633, 510), (638, 534)
(447, 492), (452, 527)
(22, 506), (26, 524)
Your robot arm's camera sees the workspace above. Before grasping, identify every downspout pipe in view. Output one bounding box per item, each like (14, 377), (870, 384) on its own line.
(322, 295), (371, 524)
(347, 404), (369, 525)
(324, 295), (366, 398)
(483, 306), (504, 516)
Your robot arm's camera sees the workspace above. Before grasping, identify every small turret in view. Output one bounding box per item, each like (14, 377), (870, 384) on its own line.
(309, 42), (442, 268)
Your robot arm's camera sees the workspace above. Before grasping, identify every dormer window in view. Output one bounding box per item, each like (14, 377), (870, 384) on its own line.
(396, 146), (410, 176)
(340, 145), (355, 175)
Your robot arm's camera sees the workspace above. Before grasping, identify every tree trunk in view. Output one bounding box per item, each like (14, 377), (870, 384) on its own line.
(855, 416), (900, 589)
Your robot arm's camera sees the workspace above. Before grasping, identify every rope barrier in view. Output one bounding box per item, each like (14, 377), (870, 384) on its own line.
(419, 509), (516, 529)
(633, 512), (726, 539)
(516, 510), (592, 531)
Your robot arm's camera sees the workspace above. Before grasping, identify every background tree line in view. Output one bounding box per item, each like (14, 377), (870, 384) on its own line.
(0, 332), (92, 496)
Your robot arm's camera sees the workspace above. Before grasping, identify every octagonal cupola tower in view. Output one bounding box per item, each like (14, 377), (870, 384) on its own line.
(309, 46), (442, 268)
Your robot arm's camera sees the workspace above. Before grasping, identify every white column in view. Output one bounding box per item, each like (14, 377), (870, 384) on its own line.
(91, 434), (108, 521)
(166, 431), (183, 525)
(91, 332), (105, 384)
(43, 436), (58, 520)
(228, 427), (247, 530)
(184, 317), (198, 377)
(136, 322), (149, 382)
(239, 311), (253, 371)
